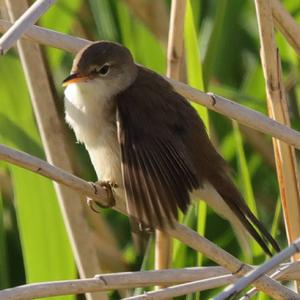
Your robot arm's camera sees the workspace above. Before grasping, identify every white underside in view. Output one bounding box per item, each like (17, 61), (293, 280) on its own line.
(64, 79), (122, 185)
(64, 81), (250, 253)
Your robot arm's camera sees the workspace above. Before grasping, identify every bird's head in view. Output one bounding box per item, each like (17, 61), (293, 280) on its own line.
(63, 41), (137, 97)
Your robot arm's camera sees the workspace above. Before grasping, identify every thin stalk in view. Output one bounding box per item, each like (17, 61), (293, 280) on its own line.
(0, 0), (56, 54)
(0, 143), (298, 299)
(3, 1), (108, 299)
(255, 0), (300, 291)
(0, 21), (299, 149)
(155, 0), (187, 283)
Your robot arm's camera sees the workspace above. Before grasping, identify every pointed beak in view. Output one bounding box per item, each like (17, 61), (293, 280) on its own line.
(62, 73), (90, 87)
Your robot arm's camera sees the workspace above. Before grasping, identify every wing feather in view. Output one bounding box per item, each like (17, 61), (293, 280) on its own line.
(139, 146), (176, 225)
(152, 140), (191, 213)
(145, 143), (185, 219)
(116, 65), (279, 255)
(121, 130), (145, 225)
(116, 76), (199, 229)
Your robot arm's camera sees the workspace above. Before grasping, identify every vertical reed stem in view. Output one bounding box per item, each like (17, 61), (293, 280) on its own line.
(255, 0), (300, 291)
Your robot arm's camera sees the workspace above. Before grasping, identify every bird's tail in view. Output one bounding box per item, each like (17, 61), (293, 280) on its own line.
(193, 181), (279, 256)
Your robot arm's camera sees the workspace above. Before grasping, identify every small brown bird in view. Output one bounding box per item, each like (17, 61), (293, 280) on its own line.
(63, 41), (279, 255)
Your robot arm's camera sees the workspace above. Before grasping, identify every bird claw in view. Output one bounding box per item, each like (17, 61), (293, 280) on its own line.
(138, 222), (153, 233)
(87, 180), (117, 212)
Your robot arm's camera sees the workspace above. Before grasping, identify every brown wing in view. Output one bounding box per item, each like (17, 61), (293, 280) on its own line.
(116, 66), (279, 255)
(116, 68), (199, 230)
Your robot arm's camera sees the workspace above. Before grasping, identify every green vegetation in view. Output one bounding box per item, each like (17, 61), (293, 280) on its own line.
(1, 0), (299, 299)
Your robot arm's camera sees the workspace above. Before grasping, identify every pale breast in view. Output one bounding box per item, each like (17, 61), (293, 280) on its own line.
(64, 82), (122, 185)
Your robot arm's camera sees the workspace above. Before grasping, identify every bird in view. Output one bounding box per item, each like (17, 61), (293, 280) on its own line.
(63, 40), (279, 256)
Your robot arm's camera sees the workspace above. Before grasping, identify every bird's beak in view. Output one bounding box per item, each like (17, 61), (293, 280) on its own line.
(62, 73), (89, 87)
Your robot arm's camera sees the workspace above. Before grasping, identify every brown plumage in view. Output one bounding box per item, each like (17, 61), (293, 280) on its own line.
(63, 41), (280, 256)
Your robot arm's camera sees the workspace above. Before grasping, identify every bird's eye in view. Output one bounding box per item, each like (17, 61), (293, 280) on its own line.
(95, 64), (110, 76)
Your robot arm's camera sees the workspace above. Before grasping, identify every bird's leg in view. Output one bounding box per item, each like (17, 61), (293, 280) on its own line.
(87, 180), (118, 212)
(138, 222), (154, 233)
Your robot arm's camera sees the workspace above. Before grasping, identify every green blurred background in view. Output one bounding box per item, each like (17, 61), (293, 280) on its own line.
(0, 0), (300, 299)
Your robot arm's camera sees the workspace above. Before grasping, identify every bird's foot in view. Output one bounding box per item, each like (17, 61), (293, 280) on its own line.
(87, 180), (118, 212)
(138, 222), (153, 233)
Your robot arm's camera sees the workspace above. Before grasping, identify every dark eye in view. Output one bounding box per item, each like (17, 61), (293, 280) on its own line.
(95, 64), (110, 76)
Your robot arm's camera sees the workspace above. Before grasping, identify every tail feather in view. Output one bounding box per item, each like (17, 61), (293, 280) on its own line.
(226, 202), (274, 256)
(194, 181), (279, 256)
(232, 198), (280, 253)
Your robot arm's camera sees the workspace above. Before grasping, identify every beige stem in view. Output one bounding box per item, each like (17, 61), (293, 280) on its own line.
(255, 0), (300, 292)
(3, 1), (109, 299)
(154, 0), (187, 289)
(0, 143), (298, 299)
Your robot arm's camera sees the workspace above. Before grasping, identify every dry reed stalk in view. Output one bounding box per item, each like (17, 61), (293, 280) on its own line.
(171, 82), (300, 149)
(155, 230), (172, 285)
(254, 0), (300, 291)
(0, 143), (297, 299)
(216, 238), (300, 300)
(271, 0), (300, 56)
(2, 263), (300, 300)
(3, 1), (108, 299)
(0, 269), (232, 300)
(241, 262), (300, 299)
(167, 0), (186, 79)
(1, 14), (300, 298)
(0, 143), (122, 209)
(0, 0), (55, 54)
(170, 224), (299, 299)
(0, 21), (300, 149)
(154, 0), (187, 283)
(123, 275), (235, 300)
(0, 18), (89, 52)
